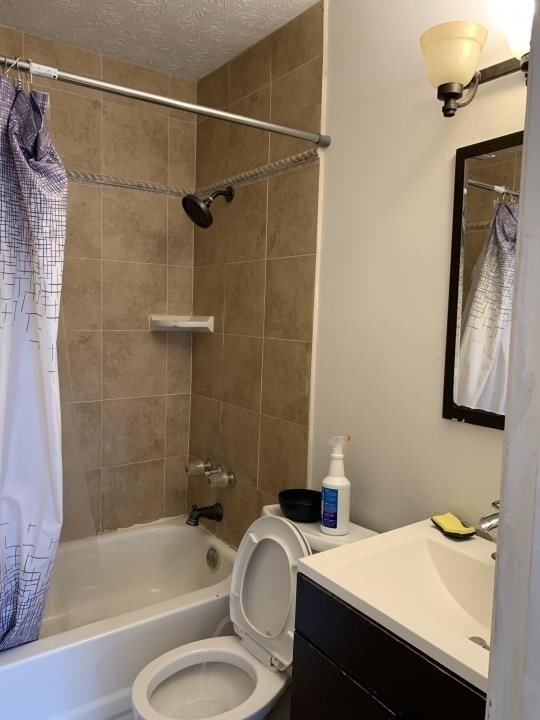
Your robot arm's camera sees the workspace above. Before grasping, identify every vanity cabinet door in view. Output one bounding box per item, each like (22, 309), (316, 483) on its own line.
(295, 574), (487, 720)
(291, 633), (396, 719)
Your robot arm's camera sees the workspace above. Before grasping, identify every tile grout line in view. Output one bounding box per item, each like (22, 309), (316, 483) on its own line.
(256, 177), (270, 491)
(98, 50), (103, 534)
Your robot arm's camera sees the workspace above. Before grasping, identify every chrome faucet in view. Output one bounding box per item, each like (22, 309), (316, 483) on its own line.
(477, 500), (500, 533)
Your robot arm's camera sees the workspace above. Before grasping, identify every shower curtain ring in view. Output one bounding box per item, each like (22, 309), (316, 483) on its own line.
(4, 56), (18, 78)
(16, 59), (22, 90)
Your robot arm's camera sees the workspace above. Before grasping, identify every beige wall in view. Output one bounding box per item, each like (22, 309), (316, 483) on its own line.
(0, 25), (197, 539)
(188, 2), (324, 546)
(311, 0), (527, 532)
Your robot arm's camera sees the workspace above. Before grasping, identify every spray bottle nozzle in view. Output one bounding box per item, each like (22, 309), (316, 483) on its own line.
(328, 434), (351, 456)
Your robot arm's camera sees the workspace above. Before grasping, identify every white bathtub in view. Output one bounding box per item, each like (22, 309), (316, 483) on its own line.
(0, 518), (235, 720)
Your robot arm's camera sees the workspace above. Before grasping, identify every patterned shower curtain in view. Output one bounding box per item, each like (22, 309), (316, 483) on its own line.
(457, 202), (518, 414)
(0, 76), (67, 650)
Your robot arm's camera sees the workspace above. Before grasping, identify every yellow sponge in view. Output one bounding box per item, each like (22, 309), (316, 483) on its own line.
(431, 512), (475, 538)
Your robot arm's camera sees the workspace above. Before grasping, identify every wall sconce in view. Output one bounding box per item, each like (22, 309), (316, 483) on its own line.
(421, 12), (532, 118)
(420, 21), (487, 117)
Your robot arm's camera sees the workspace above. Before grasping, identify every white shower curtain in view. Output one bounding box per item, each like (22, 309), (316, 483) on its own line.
(457, 202), (518, 414)
(0, 76), (67, 650)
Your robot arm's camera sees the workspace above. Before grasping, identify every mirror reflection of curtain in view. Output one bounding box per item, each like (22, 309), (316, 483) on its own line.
(457, 202), (518, 414)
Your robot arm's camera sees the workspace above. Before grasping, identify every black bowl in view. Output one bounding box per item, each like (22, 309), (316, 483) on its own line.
(279, 489), (322, 523)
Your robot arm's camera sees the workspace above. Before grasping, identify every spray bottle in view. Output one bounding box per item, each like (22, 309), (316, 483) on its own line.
(320, 435), (351, 536)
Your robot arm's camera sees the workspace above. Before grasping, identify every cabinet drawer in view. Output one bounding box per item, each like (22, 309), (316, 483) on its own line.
(291, 633), (396, 719)
(295, 574), (486, 720)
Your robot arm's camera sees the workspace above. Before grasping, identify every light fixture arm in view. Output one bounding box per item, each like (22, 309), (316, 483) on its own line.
(456, 71), (481, 109)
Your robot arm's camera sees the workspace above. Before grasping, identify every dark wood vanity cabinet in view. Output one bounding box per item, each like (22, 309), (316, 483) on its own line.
(291, 575), (487, 720)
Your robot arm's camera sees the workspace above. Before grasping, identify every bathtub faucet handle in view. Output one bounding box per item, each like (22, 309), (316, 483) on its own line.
(207, 468), (236, 489)
(185, 458), (213, 476)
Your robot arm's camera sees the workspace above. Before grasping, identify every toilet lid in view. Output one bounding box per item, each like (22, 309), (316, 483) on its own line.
(230, 515), (311, 672)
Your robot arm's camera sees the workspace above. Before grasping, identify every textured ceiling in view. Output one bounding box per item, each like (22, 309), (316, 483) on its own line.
(2, 0), (317, 78)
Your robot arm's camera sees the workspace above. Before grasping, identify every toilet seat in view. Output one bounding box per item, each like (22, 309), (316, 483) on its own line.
(132, 636), (288, 720)
(132, 516), (311, 720)
(230, 515), (311, 670)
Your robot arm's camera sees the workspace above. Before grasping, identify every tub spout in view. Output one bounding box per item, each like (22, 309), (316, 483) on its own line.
(186, 503), (223, 526)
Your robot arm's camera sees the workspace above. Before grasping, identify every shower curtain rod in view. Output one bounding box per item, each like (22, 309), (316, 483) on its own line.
(0, 54), (331, 148)
(468, 178), (520, 196)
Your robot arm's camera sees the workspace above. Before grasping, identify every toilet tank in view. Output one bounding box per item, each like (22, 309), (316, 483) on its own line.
(261, 505), (377, 553)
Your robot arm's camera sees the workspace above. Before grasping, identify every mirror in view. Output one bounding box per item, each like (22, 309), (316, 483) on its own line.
(443, 131), (523, 430)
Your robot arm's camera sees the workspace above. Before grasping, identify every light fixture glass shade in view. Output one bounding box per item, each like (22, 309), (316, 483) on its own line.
(490, 0), (534, 58)
(420, 21), (488, 88)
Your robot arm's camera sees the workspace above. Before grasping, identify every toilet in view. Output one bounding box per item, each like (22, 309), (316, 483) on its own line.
(132, 508), (376, 720)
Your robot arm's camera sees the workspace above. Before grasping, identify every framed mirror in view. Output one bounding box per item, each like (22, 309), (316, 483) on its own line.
(443, 131), (523, 430)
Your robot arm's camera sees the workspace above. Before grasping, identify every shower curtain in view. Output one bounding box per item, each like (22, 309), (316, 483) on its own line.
(457, 202), (518, 414)
(0, 76), (67, 650)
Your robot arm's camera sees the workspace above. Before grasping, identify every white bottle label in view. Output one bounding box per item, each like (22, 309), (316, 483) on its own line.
(321, 487), (338, 528)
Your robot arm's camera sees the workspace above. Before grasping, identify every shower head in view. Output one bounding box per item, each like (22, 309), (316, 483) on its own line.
(181, 186), (234, 228)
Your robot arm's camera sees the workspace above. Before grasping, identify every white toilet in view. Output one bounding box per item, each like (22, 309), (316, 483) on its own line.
(132, 508), (376, 720)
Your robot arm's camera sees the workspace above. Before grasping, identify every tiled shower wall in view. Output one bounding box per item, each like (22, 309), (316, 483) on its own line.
(0, 25), (196, 540)
(187, 3), (323, 546)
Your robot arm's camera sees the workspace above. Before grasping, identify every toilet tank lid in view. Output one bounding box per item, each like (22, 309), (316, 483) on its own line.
(262, 504), (378, 552)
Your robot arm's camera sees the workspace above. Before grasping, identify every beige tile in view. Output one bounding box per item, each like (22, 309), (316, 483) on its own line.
(166, 333), (192, 394)
(61, 469), (101, 541)
(62, 400), (101, 472)
(222, 181), (267, 262)
(61, 258), (101, 331)
(101, 460), (164, 531)
(270, 57), (322, 161)
(102, 102), (168, 183)
(193, 265), (224, 332)
(192, 332), (223, 400)
(168, 119), (196, 187)
(101, 56), (169, 115)
(228, 87), (270, 176)
(189, 393), (221, 461)
(224, 261), (265, 336)
(220, 404), (259, 485)
(165, 457), (188, 516)
(0, 25), (23, 57)
(169, 75), (197, 122)
(257, 488), (277, 515)
(222, 334), (262, 411)
(258, 415), (308, 495)
(102, 331), (166, 398)
(264, 255), (316, 340)
(48, 89), (102, 173)
(24, 33), (101, 98)
(66, 183), (101, 259)
(196, 118), (229, 186)
(198, 64), (229, 111)
(102, 261), (166, 330)
(216, 476), (259, 547)
(166, 394), (190, 457)
(194, 220), (227, 267)
(102, 396), (166, 467)
(102, 187), (167, 263)
(271, 2), (324, 80)
(168, 197), (194, 266)
(229, 37), (271, 103)
(267, 163), (319, 258)
(262, 339), (311, 424)
(62, 331), (101, 402)
(167, 265), (193, 314)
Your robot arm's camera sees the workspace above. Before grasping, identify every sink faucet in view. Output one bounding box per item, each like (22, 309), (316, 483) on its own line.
(186, 503), (223, 527)
(477, 500), (500, 533)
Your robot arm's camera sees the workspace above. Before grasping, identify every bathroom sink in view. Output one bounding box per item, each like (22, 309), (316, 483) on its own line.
(298, 520), (495, 691)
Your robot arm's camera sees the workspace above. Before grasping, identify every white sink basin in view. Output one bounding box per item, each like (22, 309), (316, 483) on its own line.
(298, 519), (495, 691)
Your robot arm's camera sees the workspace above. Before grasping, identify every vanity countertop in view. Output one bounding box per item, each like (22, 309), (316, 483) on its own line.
(297, 519), (495, 691)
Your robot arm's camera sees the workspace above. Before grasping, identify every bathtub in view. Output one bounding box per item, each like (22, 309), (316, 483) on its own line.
(0, 518), (235, 720)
